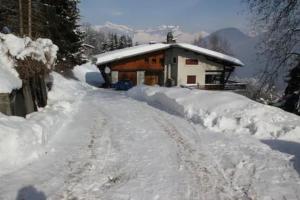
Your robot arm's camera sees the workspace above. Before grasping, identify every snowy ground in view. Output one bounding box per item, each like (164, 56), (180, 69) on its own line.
(1, 73), (300, 199)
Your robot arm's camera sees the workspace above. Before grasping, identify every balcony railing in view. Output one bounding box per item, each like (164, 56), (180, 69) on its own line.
(224, 81), (247, 90)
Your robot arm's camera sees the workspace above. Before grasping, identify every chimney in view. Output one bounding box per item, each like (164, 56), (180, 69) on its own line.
(167, 32), (176, 44)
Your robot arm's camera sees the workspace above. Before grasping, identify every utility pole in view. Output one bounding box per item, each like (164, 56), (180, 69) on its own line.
(19, 0), (23, 36)
(28, 0), (32, 37)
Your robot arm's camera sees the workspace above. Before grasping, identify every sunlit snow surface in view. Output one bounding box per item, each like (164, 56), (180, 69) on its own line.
(0, 73), (300, 199)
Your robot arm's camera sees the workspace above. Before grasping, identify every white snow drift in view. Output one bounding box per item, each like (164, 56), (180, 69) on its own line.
(128, 86), (300, 141)
(0, 72), (90, 176)
(1, 74), (300, 199)
(0, 33), (58, 93)
(73, 62), (104, 87)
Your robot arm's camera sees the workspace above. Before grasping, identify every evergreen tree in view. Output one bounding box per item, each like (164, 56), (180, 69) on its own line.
(108, 33), (114, 51)
(37, 0), (85, 69)
(119, 35), (127, 49)
(42, 0), (84, 68)
(1, 0), (84, 69)
(113, 34), (118, 50)
(126, 35), (133, 47)
(283, 63), (300, 115)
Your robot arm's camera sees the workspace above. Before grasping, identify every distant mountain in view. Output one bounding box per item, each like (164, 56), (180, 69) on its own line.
(203, 28), (266, 79)
(205, 28), (286, 89)
(92, 21), (208, 44)
(203, 27), (251, 48)
(93, 22), (135, 36)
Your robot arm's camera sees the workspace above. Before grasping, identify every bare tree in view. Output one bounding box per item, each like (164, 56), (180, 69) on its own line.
(245, 0), (300, 91)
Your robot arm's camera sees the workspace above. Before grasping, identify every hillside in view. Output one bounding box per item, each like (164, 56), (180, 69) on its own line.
(202, 28), (285, 88)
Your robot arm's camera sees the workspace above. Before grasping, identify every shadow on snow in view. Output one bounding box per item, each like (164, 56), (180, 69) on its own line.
(261, 139), (300, 175)
(16, 186), (46, 200)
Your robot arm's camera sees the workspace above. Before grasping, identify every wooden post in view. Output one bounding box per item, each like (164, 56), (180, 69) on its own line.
(19, 0), (23, 36)
(28, 0), (32, 37)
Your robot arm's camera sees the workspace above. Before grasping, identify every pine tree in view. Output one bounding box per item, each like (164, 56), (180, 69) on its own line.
(283, 63), (300, 115)
(119, 35), (127, 49)
(126, 35), (133, 47)
(113, 34), (118, 50)
(39, 0), (84, 69)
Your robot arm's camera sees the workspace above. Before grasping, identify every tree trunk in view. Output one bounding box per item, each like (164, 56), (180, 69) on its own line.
(18, 0), (23, 36)
(28, 0), (32, 37)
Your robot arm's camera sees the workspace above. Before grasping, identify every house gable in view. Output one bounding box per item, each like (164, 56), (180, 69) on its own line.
(110, 50), (165, 72)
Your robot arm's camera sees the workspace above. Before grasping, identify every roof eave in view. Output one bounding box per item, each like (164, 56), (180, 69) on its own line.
(94, 45), (170, 66)
(172, 44), (244, 67)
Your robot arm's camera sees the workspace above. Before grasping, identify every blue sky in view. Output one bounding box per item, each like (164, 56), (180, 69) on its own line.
(79, 0), (250, 33)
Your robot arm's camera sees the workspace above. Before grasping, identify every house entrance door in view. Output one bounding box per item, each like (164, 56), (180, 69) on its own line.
(145, 71), (160, 85)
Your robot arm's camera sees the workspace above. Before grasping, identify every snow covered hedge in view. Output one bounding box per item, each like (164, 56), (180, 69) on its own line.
(128, 86), (300, 141)
(0, 33), (58, 93)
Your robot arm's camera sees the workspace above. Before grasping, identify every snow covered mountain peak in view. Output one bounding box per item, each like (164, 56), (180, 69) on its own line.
(92, 22), (208, 44)
(93, 21), (134, 35)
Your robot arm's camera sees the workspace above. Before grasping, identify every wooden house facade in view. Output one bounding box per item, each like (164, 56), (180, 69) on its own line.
(94, 42), (244, 90)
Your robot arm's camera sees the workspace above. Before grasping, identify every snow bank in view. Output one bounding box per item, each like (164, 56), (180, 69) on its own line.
(73, 62), (104, 87)
(0, 33), (58, 93)
(128, 86), (300, 140)
(0, 72), (90, 176)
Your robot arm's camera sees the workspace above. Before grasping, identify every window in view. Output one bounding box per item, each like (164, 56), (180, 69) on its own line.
(205, 74), (222, 84)
(186, 59), (199, 65)
(152, 58), (157, 63)
(160, 58), (164, 64)
(187, 75), (196, 84)
(173, 57), (177, 64)
(145, 58), (149, 63)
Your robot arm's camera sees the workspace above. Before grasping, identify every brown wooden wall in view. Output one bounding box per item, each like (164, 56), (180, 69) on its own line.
(110, 51), (165, 72)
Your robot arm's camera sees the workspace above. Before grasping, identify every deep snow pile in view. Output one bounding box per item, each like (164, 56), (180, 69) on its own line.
(128, 86), (300, 141)
(73, 62), (104, 87)
(0, 72), (90, 176)
(0, 33), (58, 93)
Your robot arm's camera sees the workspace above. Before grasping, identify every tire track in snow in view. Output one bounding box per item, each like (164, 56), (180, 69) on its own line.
(57, 117), (110, 199)
(155, 115), (252, 200)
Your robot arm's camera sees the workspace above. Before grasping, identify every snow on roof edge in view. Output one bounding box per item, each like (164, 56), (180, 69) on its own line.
(94, 43), (170, 66)
(94, 43), (244, 67)
(175, 43), (244, 66)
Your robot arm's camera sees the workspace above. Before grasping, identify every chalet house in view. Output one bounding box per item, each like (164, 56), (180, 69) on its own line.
(93, 39), (244, 90)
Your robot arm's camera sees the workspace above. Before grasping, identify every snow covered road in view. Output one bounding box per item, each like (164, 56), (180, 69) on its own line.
(1, 88), (300, 200)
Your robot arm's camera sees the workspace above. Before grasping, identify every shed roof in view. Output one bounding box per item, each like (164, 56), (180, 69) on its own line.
(94, 43), (244, 67)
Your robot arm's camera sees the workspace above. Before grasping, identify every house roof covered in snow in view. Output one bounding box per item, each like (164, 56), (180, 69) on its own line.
(93, 43), (244, 67)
